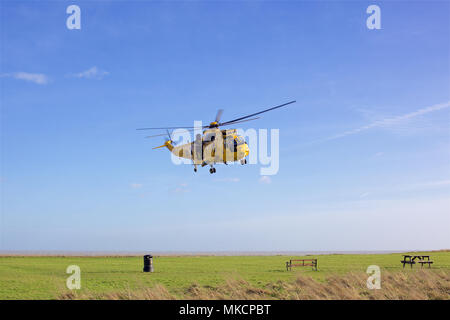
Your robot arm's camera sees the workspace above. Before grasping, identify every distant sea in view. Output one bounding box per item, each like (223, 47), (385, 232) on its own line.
(0, 250), (434, 256)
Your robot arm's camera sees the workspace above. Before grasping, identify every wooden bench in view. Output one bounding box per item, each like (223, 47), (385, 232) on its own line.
(286, 259), (317, 271)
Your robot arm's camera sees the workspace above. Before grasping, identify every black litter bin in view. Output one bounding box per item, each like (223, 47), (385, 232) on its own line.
(143, 255), (153, 272)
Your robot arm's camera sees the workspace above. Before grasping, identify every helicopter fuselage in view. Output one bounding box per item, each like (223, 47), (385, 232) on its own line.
(167, 128), (249, 166)
(144, 100), (296, 173)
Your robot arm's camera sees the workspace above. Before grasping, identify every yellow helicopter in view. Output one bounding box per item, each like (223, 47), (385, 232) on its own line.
(137, 100), (296, 173)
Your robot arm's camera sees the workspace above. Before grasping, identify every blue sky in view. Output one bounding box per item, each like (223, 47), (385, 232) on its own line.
(1, 1), (449, 252)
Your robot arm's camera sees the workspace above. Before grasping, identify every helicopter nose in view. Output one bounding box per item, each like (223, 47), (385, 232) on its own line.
(244, 143), (249, 156)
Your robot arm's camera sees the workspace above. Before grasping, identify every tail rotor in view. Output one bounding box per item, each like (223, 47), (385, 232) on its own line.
(165, 129), (173, 143)
(152, 129), (175, 150)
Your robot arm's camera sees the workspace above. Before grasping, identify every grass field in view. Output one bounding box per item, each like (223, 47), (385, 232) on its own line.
(1, 251), (449, 299)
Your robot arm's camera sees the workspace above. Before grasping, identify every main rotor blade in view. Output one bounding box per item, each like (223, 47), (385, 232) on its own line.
(144, 118), (259, 138)
(166, 129), (172, 141)
(137, 125), (207, 130)
(215, 109), (224, 123)
(219, 117), (260, 127)
(218, 100), (296, 126)
(145, 128), (198, 139)
(144, 132), (172, 138)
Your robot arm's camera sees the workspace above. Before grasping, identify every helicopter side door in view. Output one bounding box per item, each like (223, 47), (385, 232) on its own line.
(203, 131), (225, 164)
(224, 135), (238, 162)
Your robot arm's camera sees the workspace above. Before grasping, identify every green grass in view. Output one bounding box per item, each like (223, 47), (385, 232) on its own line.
(1, 251), (449, 299)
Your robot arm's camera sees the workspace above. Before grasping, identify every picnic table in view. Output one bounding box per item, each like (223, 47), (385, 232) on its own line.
(401, 255), (433, 268)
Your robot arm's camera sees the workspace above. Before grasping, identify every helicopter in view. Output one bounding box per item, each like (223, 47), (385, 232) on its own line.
(137, 100), (296, 173)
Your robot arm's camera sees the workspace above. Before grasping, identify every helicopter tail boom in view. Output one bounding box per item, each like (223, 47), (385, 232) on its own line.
(152, 140), (174, 151)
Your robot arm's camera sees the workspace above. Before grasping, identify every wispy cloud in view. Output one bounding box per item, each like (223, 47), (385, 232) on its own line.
(170, 183), (190, 194)
(1, 72), (49, 84)
(406, 179), (450, 190)
(373, 152), (384, 157)
(70, 66), (109, 79)
(325, 101), (450, 141)
(359, 192), (370, 199)
(130, 183), (143, 189)
(172, 187), (189, 194)
(214, 177), (240, 182)
(354, 179), (450, 200)
(259, 176), (272, 184)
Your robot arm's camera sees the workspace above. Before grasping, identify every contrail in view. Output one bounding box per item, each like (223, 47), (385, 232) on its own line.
(324, 101), (450, 141)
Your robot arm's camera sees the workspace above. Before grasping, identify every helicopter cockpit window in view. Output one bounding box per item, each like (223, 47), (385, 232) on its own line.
(235, 136), (245, 145)
(225, 136), (236, 152)
(203, 132), (216, 142)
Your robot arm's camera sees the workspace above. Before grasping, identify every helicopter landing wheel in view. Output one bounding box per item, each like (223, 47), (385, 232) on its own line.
(209, 167), (216, 174)
(241, 159), (247, 165)
(194, 168), (197, 172)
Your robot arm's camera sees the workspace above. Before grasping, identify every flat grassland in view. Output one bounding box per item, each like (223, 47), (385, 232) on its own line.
(1, 252), (449, 299)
